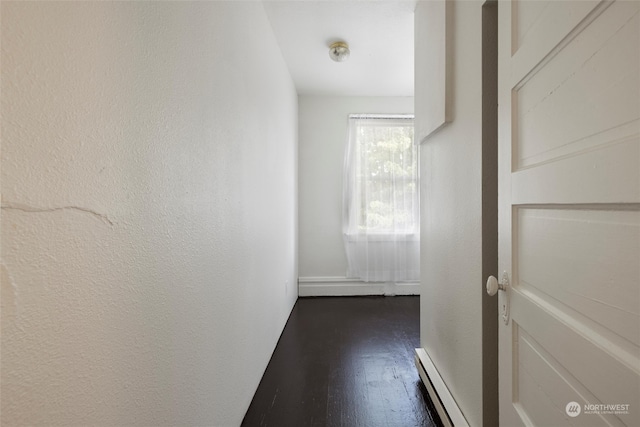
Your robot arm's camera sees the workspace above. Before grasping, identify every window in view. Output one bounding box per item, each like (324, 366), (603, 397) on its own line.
(342, 114), (419, 282)
(344, 114), (418, 236)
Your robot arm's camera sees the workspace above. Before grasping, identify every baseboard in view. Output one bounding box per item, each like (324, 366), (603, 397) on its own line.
(414, 348), (469, 427)
(298, 276), (420, 297)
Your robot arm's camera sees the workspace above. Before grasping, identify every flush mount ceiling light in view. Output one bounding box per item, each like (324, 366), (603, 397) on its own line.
(329, 41), (350, 62)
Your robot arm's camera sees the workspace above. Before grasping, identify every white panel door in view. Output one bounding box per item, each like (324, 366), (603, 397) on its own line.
(497, 1), (640, 426)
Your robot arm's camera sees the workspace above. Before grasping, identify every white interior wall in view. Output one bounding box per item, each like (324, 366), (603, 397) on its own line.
(297, 95), (416, 296)
(419, 1), (485, 425)
(0, 2), (297, 426)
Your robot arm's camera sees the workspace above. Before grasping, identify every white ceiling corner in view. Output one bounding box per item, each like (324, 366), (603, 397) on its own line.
(263, 0), (416, 97)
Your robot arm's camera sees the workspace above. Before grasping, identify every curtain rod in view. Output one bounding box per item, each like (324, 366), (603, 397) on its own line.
(348, 114), (414, 119)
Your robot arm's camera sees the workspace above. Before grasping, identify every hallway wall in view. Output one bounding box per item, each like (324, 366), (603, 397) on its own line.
(417, 1), (492, 425)
(1, 2), (297, 426)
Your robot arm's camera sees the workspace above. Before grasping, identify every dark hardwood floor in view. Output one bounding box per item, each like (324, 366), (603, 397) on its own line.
(242, 296), (443, 427)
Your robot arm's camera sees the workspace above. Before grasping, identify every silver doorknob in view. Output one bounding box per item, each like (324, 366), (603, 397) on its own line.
(486, 275), (504, 296)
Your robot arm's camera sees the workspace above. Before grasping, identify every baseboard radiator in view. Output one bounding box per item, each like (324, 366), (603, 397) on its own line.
(414, 348), (470, 427)
(298, 276), (420, 297)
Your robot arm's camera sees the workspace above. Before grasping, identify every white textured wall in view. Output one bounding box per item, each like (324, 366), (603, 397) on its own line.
(298, 96), (413, 279)
(418, 1), (485, 425)
(1, 2), (298, 426)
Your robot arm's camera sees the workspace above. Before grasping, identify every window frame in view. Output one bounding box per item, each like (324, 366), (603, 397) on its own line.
(344, 114), (419, 240)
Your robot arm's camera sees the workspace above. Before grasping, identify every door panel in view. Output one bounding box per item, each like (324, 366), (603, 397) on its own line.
(517, 208), (640, 347)
(514, 323), (625, 427)
(498, 1), (640, 426)
(512, 1), (639, 170)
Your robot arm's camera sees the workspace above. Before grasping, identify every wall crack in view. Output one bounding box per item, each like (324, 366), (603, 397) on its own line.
(1, 202), (115, 226)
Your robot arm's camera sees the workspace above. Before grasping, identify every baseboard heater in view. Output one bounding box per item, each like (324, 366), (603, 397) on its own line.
(298, 277), (420, 297)
(414, 348), (469, 427)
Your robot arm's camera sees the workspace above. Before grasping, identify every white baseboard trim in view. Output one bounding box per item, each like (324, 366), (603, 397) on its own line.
(298, 276), (420, 297)
(414, 348), (469, 427)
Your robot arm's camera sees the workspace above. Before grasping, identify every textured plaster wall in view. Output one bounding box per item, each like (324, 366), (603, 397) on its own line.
(298, 95), (413, 278)
(418, 1), (485, 425)
(1, 2), (298, 426)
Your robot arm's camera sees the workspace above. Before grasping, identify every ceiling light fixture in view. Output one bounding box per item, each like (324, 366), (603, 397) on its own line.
(329, 41), (350, 62)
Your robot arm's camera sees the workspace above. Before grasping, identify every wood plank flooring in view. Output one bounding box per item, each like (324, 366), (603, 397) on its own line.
(242, 296), (443, 427)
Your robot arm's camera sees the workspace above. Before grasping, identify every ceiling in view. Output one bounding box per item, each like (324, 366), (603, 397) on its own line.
(263, 0), (416, 97)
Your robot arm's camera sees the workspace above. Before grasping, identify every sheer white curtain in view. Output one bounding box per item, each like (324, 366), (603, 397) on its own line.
(342, 114), (420, 282)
